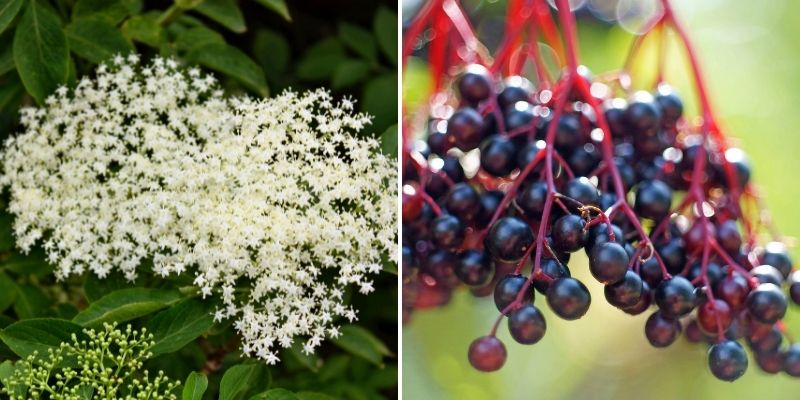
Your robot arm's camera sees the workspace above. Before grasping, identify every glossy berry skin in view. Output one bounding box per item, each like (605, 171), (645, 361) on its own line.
(746, 283), (788, 324)
(445, 183), (480, 221)
(714, 273), (750, 311)
(761, 242), (793, 279)
(634, 180), (672, 220)
(497, 76), (533, 109)
(480, 135), (517, 177)
(553, 114), (582, 154)
(751, 264), (783, 286)
(708, 340), (748, 382)
(564, 177), (600, 206)
(748, 327), (782, 354)
(551, 214), (586, 253)
(638, 257), (663, 287)
(427, 131), (451, 156)
(493, 274), (534, 313)
(456, 250), (494, 287)
(784, 344), (800, 377)
(430, 214), (464, 249)
(515, 181), (548, 217)
(755, 351), (785, 374)
(716, 220), (742, 254)
(697, 299), (733, 334)
(448, 108), (484, 151)
(645, 311), (681, 347)
(604, 270), (644, 308)
(533, 258), (570, 294)
(546, 277), (591, 320)
(589, 242), (630, 284)
(585, 223), (624, 253)
(687, 261), (724, 288)
(790, 271), (800, 305)
(622, 281), (652, 315)
(457, 64), (492, 105)
(485, 217), (534, 263)
(655, 88), (683, 128)
(624, 93), (662, 134)
(476, 190), (504, 228)
(508, 304), (547, 345)
(468, 336), (506, 372)
(656, 239), (687, 275)
(684, 320), (706, 343)
(654, 277), (696, 318)
(424, 249), (459, 287)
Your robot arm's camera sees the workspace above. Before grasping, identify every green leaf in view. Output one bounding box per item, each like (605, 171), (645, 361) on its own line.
(0, 360), (26, 398)
(66, 18), (134, 64)
(122, 11), (163, 47)
(0, 271), (17, 312)
(186, 42), (267, 96)
(362, 74), (397, 134)
(83, 270), (129, 303)
(331, 325), (392, 367)
(13, 284), (50, 319)
(317, 355), (348, 382)
(194, 0), (246, 33)
(72, 288), (182, 328)
(339, 22), (377, 62)
(331, 59), (371, 89)
(296, 38), (346, 81)
(250, 388), (298, 400)
(252, 29), (289, 82)
(0, 78), (23, 122)
(73, 0), (136, 25)
(296, 393), (336, 400)
(252, 0), (290, 21)
(0, 319), (85, 361)
(174, 25), (225, 52)
(182, 371), (208, 400)
(286, 341), (321, 372)
(219, 363), (270, 400)
(379, 124), (397, 160)
(3, 248), (52, 277)
(13, 0), (70, 105)
(0, 0), (23, 36)
(146, 298), (215, 355)
(0, 30), (14, 75)
(373, 7), (397, 65)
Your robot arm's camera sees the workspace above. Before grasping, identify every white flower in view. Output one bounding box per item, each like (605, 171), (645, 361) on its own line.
(0, 56), (397, 363)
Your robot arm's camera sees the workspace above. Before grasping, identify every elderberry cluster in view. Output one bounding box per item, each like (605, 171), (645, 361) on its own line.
(402, 63), (800, 381)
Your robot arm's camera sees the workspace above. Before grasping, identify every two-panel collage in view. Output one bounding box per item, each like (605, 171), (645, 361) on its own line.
(0, 0), (798, 399)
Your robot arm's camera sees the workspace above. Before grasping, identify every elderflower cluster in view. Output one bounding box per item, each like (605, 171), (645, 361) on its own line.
(1, 55), (397, 363)
(3, 324), (178, 399)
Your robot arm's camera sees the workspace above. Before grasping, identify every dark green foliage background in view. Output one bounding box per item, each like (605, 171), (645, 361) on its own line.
(0, 0), (398, 399)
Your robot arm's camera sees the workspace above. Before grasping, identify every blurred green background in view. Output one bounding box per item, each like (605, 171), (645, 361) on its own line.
(402, 0), (800, 398)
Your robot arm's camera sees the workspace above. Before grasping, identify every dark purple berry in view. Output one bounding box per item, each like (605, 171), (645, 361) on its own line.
(564, 177), (600, 206)
(708, 340), (748, 382)
(546, 277), (591, 320)
(480, 135), (517, 177)
(784, 344), (800, 377)
(507, 304), (547, 345)
(760, 242), (793, 279)
(468, 336), (506, 372)
(589, 242), (630, 284)
(654, 276), (696, 318)
(654, 86), (683, 128)
(551, 214), (586, 253)
(515, 181), (548, 218)
(716, 220), (742, 254)
(457, 64), (492, 105)
(746, 283), (788, 324)
(624, 92), (662, 134)
(494, 274), (534, 313)
(645, 311), (681, 347)
(634, 180), (672, 220)
(497, 76), (533, 110)
(448, 108), (484, 151)
(751, 264), (783, 286)
(456, 250), (494, 287)
(486, 217), (534, 263)
(445, 183), (479, 221)
(604, 270), (644, 308)
(430, 214), (464, 249)
(533, 258), (570, 294)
